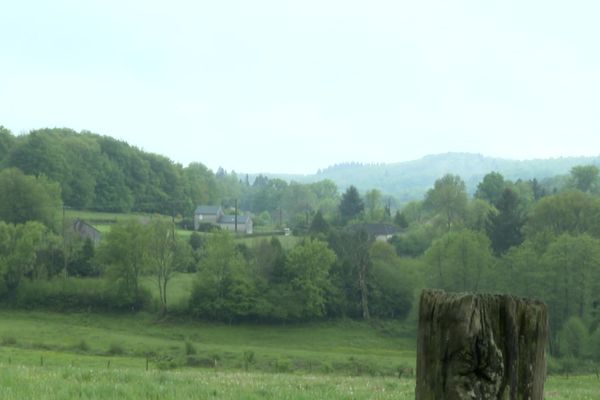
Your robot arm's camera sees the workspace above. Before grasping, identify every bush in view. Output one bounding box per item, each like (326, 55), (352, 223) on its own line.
(12, 278), (151, 312)
(558, 317), (588, 359)
(184, 341), (196, 355)
(107, 342), (125, 355)
(74, 339), (90, 352)
(1, 336), (17, 346)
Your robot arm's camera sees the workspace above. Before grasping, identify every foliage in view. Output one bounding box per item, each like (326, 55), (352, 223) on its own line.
(424, 174), (468, 231)
(486, 188), (525, 255)
(309, 210), (329, 236)
(368, 241), (414, 319)
(339, 185), (364, 224)
(96, 220), (148, 308)
(525, 191), (600, 239)
(475, 171), (506, 205)
(569, 165), (599, 193)
(0, 168), (62, 230)
(0, 221), (63, 294)
(558, 317), (589, 359)
(424, 230), (493, 292)
(284, 239), (336, 319)
(189, 231), (254, 321)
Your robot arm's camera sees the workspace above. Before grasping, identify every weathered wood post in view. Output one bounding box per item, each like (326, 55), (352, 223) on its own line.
(416, 289), (548, 400)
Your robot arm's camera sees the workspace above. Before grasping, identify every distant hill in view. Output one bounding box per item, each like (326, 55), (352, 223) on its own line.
(257, 153), (600, 203)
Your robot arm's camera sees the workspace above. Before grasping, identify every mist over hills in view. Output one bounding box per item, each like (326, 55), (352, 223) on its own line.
(256, 152), (600, 203)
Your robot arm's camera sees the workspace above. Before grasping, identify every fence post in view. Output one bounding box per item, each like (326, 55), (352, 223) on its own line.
(416, 289), (548, 400)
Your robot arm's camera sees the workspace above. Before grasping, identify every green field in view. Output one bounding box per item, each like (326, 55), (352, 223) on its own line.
(0, 310), (598, 399)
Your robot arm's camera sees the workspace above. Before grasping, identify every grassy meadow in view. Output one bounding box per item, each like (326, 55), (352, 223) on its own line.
(0, 309), (598, 399)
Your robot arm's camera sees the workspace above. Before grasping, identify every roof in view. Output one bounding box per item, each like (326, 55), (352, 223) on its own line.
(73, 218), (101, 235)
(219, 215), (251, 224)
(194, 205), (222, 215)
(347, 223), (400, 237)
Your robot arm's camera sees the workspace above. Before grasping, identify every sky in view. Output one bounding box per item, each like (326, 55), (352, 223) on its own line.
(1, 0), (600, 174)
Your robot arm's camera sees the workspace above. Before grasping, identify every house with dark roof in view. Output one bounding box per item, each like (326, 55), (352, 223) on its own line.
(218, 215), (253, 234)
(72, 218), (102, 245)
(347, 223), (401, 242)
(193, 205), (253, 234)
(193, 206), (224, 230)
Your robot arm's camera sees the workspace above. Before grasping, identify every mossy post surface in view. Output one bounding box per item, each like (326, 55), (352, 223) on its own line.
(416, 289), (548, 400)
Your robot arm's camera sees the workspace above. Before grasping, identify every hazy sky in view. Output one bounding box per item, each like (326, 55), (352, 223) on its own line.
(2, 1), (599, 174)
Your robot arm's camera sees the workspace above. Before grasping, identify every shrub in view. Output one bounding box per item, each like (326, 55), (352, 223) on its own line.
(1, 336), (17, 346)
(74, 339), (90, 352)
(107, 342), (125, 355)
(12, 278), (151, 312)
(184, 340), (196, 355)
(558, 317), (588, 359)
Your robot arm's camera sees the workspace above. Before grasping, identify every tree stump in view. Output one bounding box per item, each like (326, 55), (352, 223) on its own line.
(416, 289), (548, 400)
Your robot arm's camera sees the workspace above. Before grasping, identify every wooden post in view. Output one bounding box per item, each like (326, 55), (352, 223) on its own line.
(416, 289), (548, 400)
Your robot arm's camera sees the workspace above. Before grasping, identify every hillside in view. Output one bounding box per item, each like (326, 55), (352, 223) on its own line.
(260, 153), (600, 203)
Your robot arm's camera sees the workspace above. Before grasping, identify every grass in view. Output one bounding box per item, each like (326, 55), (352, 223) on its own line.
(0, 362), (416, 399)
(0, 310), (598, 398)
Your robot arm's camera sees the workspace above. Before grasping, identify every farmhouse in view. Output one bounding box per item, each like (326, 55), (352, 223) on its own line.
(193, 205), (253, 234)
(72, 218), (102, 245)
(219, 215), (253, 234)
(347, 223), (401, 241)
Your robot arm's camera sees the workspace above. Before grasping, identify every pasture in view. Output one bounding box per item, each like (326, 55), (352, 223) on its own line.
(0, 310), (598, 399)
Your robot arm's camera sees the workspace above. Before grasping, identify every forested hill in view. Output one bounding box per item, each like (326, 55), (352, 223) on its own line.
(267, 153), (600, 203)
(2, 126), (599, 211)
(0, 127), (219, 216)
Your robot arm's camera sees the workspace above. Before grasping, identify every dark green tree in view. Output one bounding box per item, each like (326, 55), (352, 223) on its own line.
(475, 171), (506, 205)
(339, 185), (364, 224)
(486, 188), (524, 255)
(0, 126), (15, 162)
(309, 210), (329, 235)
(394, 211), (409, 229)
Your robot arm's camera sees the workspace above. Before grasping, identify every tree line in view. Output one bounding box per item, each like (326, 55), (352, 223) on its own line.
(2, 126), (600, 366)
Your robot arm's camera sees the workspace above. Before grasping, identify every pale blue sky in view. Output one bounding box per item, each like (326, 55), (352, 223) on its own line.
(1, 1), (599, 174)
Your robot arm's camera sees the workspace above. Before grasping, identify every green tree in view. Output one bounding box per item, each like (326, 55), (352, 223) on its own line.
(424, 174), (468, 231)
(0, 168), (62, 230)
(558, 317), (589, 359)
(328, 229), (373, 319)
(190, 231), (254, 321)
(284, 239), (336, 319)
(97, 220), (149, 308)
(475, 171), (506, 205)
(0, 126), (15, 162)
(570, 165), (599, 193)
(67, 238), (97, 277)
(364, 189), (383, 221)
(146, 220), (191, 314)
(425, 230), (492, 292)
(339, 185), (364, 224)
(0, 221), (60, 293)
(393, 211), (409, 229)
(368, 241), (414, 319)
(465, 198), (494, 233)
(542, 234), (600, 335)
(309, 210), (329, 235)
(486, 188), (525, 255)
(525, 191), (600, 240)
